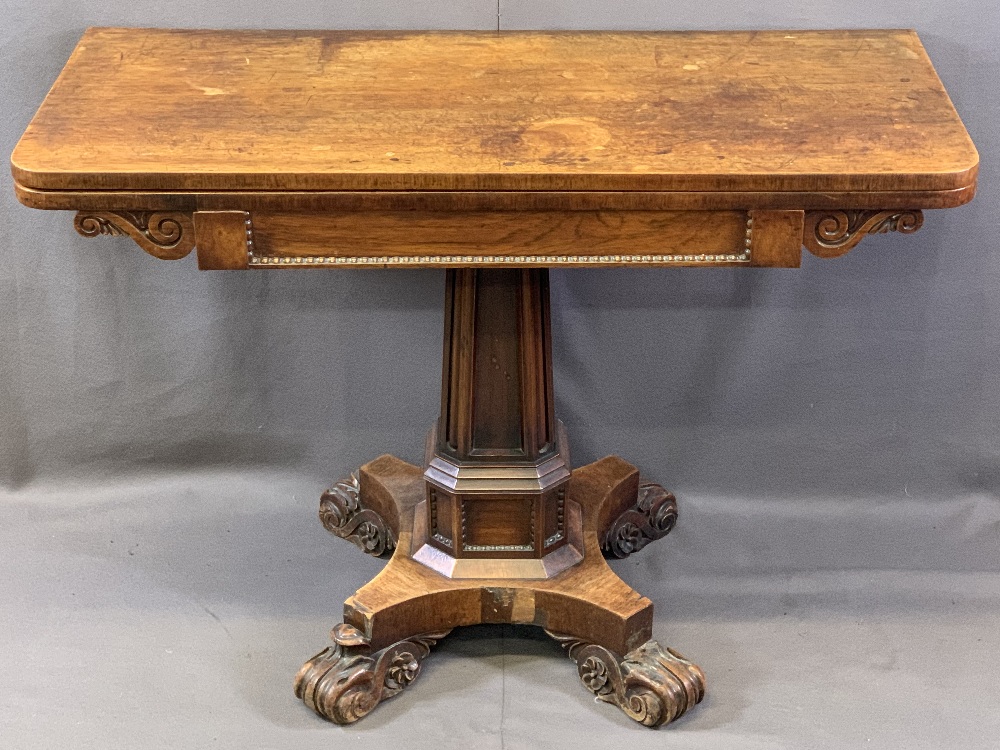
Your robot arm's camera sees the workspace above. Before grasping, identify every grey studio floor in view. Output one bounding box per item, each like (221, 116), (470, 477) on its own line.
(2, 469), (999, 749)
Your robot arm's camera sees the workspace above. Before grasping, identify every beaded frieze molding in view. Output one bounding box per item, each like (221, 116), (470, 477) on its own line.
(245, 215), (755, 267)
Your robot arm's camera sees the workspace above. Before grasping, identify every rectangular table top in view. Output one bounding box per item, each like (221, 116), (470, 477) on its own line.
(12, 28), (977, 203)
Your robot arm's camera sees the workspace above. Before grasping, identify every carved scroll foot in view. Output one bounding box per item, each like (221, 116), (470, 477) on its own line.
(295, 623), (450, 724)
(601, 479), (678, 558)
(548, 632), (705, 727)
(319, 474), (397, 557)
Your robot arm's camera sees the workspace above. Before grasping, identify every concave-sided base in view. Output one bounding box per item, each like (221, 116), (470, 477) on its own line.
(299, 453), (704, 727)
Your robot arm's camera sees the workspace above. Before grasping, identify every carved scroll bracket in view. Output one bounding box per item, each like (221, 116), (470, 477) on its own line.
(803, 209), (923, 258)
(547, 631), (705, 727)
(295, 623), (451, 724)
(601, 480), (678, 559)
(319, 474), (397, 557)
(74, 211), (195, 260)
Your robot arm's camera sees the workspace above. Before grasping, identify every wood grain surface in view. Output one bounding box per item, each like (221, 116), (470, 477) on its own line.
(12, 28), (978, 197)
(249, 210), (750, 260)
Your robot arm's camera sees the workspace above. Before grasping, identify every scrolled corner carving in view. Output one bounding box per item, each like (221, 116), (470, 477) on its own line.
(547, 631), (705, 727)
(74, 211), (195, 260)
(802, 209), (923, 258)
(601, 479), (678, 559)
(295, 623), (451, 724)
(319, 474), (397, 557)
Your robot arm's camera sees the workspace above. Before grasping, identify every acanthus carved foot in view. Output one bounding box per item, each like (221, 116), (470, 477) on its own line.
(601, 479), (678, 558)
(295, 623), (451, 724)
(547, 631), (705, 727)
(319, 474), (396, 557)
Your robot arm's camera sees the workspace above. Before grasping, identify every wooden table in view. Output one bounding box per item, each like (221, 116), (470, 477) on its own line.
(12, 28), (977, 727)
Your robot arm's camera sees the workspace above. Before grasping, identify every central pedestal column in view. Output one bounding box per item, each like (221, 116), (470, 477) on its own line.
(416, 269), (581, 578)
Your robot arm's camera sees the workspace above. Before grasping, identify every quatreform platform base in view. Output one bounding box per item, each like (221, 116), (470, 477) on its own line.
(296, 454), (703, 727)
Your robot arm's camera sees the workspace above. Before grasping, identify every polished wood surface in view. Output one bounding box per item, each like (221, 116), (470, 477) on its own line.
(13, 28), (976, 198)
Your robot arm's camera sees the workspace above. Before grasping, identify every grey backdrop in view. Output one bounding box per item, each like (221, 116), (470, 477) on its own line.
(1, 1), (998, 748)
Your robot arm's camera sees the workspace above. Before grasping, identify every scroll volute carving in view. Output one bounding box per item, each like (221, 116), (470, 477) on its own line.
(547, 631), (706, 727)
(74, 211), (195, 260)
(803, 209), (923, 258)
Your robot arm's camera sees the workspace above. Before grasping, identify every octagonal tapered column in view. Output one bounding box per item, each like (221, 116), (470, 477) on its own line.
(418, 269), (578, 578)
